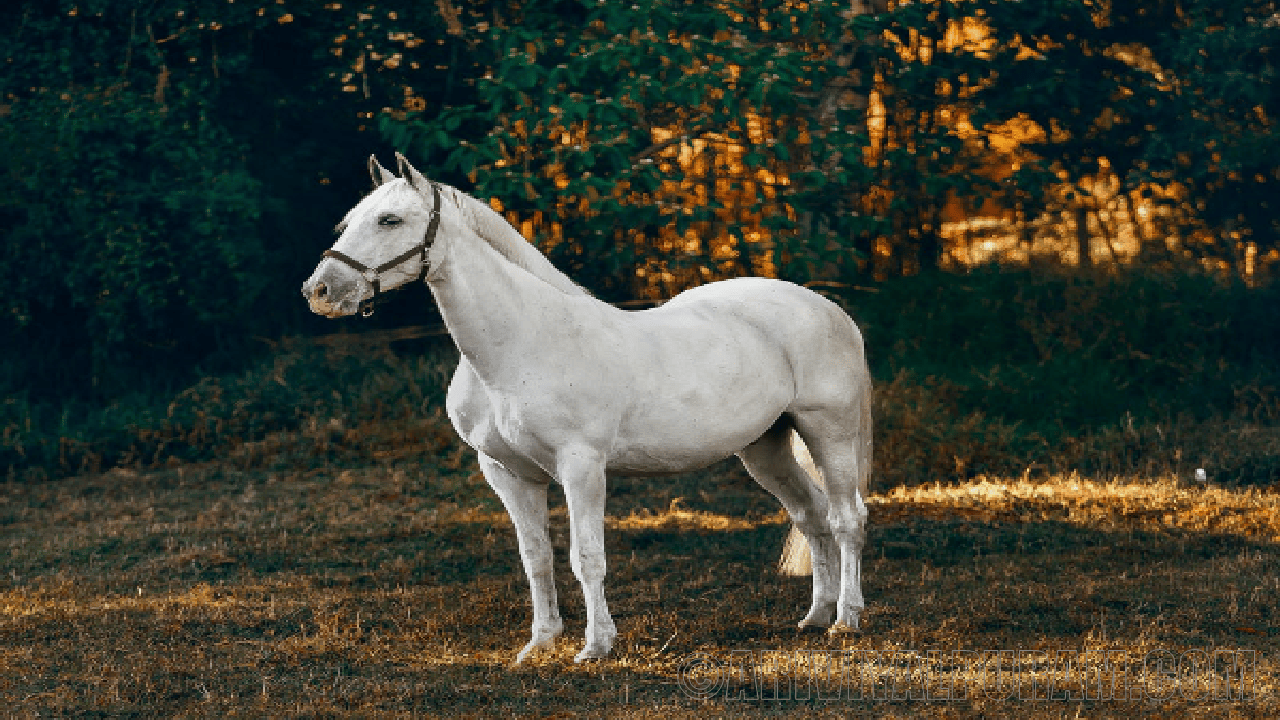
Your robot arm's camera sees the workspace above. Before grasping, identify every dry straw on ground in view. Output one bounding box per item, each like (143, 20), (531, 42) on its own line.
(2, 452), (1276, 717)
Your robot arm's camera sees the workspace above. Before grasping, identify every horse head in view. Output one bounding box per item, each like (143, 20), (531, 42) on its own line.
(302, 153), (444, 317)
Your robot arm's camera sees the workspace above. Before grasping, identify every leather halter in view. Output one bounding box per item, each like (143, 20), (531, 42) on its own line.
(323, 182), (442, 317)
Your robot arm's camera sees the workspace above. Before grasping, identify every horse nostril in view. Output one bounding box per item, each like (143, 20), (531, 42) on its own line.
(315, 282), (328, 299)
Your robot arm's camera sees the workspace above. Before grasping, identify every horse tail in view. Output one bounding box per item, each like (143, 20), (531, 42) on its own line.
(777, 429), (822, 576)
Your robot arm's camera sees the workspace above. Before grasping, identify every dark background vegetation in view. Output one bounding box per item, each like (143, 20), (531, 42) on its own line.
(2, 0), (1277, 485)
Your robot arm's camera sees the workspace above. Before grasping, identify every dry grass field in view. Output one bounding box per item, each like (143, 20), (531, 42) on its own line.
(2, 452), (1277, 717)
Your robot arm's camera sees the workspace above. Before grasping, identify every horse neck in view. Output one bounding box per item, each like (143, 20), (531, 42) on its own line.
(450, 190), (587, 297)
(428, 223), (577, 385)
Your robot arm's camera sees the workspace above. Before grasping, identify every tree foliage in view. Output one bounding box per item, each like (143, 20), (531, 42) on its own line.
(0, 0), (446, 394)
(383, 0), (892, 296)
(0, 0), (1275, 399)
(1131, 0), (1280, 258)
(383, 0), (1277, 283)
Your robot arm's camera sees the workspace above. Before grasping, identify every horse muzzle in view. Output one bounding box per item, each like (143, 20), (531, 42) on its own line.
(302, 273), (367, 318)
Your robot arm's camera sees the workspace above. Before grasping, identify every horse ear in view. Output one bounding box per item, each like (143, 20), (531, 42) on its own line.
(368, 155), (396, 186)
(395, 151), (430, 191)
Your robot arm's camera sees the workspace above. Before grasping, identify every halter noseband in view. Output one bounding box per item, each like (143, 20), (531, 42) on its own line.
(323, 182), (443, 317)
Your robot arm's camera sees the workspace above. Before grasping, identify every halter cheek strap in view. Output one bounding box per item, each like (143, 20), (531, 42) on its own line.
(323, 182), (443, 317)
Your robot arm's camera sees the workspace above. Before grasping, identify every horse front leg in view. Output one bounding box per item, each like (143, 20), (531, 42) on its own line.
(478, 453), (564, 664)
(557, 446), (617, 662)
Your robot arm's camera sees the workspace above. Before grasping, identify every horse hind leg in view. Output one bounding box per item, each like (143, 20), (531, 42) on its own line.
(792, 404), (872, 634)
(777, 430), (824, 577)
(737, 420), (840, 629)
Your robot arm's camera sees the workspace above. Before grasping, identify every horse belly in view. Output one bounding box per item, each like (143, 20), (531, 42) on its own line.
(606, 332), (794, 475)
(605, 416), (778, 475)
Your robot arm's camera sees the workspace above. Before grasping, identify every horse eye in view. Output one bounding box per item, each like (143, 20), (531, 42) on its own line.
(378, 215), (402, 227)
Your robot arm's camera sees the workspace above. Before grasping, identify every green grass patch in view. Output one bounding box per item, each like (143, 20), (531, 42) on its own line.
(4, 266), (1279, 488)
(842, 266), (1280, 487)
(2, 342), (460, 481)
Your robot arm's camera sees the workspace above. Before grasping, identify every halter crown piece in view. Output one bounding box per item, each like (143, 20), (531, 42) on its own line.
(323, 181), (443, 317)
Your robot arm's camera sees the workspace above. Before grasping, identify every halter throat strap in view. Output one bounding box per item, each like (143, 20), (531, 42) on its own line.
(323, 182), (443, 317)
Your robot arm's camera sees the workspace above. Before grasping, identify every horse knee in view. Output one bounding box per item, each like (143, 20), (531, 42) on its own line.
(570, 546), (607, 581)
(786, 501), (825, 533)
(828, 491), (868, 543)
(793, 520), (824, 540)
(520, 543), (554, 572)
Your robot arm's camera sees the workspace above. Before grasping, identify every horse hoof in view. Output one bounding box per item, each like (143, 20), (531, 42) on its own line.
(574, 645), (611, 663)
(828, 617), (862, 635)
(514, 636), (559, 665)
(797, 602), (836, 631)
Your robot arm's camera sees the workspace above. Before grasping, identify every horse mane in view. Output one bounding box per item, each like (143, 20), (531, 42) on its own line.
(441, 184), (590, 297)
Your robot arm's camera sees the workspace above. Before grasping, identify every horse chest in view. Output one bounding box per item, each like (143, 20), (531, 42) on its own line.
(446, 362), (606, 479)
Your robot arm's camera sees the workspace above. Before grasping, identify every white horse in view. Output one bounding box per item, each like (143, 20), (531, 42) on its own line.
(302, 154), (872, 664)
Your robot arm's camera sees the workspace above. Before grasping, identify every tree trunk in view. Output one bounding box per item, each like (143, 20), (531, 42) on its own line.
(1075, 206), (1092, 267)
(795, 0), (890, 261)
